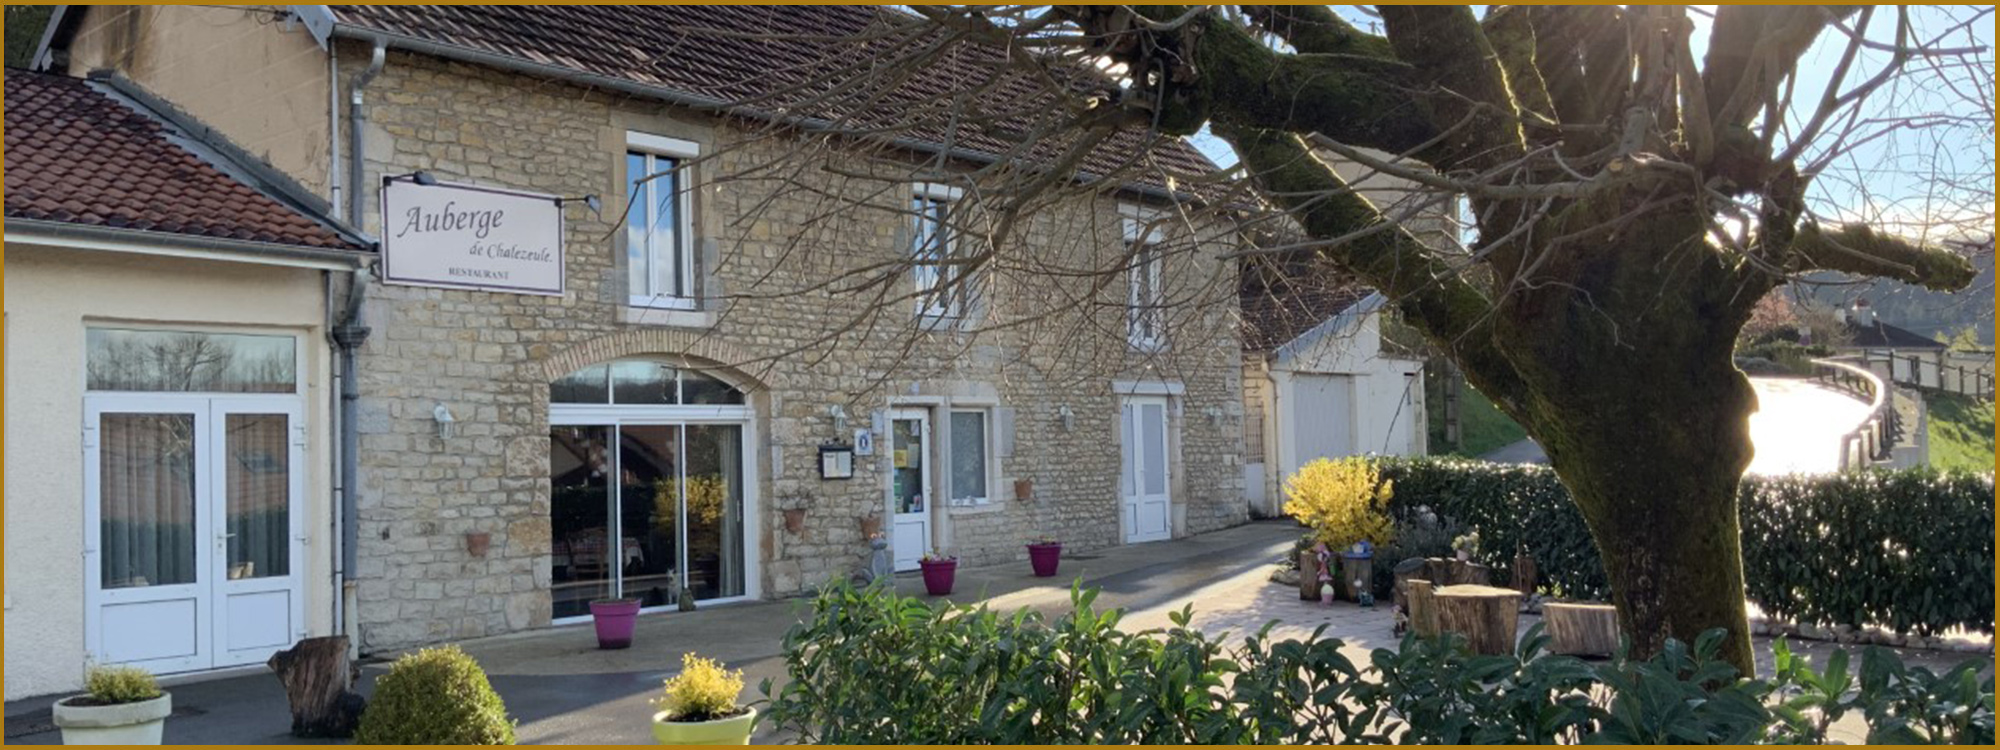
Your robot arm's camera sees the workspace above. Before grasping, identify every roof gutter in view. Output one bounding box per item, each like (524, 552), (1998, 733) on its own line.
(326, 24), (1181, 201)
(4, 217), (372, 269)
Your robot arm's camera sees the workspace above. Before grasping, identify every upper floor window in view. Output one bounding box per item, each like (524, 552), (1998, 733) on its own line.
(1124, 209), (1167, 351)
(912, 183), (968, 319)
(626, 132), (700, 309)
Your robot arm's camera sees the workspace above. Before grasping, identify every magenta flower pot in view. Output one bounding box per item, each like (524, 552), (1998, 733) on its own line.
(918, 558), (957, 596)
(1026, 543), (1063, 577)
(590, 598), (642, 649)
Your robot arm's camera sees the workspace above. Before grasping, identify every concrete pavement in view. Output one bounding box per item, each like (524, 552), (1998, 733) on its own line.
(3, 521), (1299, 745)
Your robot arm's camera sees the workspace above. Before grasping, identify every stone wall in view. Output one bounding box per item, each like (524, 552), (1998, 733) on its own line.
(337, 46), (1246, 653)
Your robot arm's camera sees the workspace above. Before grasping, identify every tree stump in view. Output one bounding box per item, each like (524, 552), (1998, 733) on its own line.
(1434, 584), (1522, 655)
(1339, 555), (1373, 600)
(1404, 579), (1439, 638)
(1423, 557), (1491, 587)
(1511, 552), (1539, 595)
(1298, 550), (1322, 601)
(1544, 602), (1621, 656)
(1392, 558), (1427, 611)
(267, 635), (365, 738)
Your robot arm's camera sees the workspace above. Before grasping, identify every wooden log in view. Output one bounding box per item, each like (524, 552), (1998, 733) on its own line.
(1424, 557), (1492, 587)
(1434, 584), (1522, 655)
(1423, 558), (1455, 586)
(1405, 579), (1439, 638)
(267, 635), (365, 738)
(1392, 558), (1427, 611)
(1544, 602), (1621, 657)
(1511, 552), (1539, 595)
(1298, 550), (1322, 601)
(1339, 555), (1373, 600)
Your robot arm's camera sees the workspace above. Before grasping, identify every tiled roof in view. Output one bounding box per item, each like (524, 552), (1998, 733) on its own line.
(328, 4), (1216, 185)
(4, 69), (363, 251)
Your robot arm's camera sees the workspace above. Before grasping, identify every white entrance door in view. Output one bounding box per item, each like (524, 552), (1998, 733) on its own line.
(887, 409), (932, 571)
(1120, 396), (1172, 543)
(84, 395), (305, 674)
(1292, 373), (1355, 470)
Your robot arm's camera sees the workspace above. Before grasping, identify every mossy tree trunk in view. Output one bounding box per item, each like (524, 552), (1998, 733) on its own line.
(1032, 4), (1981, 675)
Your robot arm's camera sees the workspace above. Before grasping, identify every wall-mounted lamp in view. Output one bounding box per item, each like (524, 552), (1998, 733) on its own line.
(384, 170), (439, 187)
(829, 404), (850, 433)
(1204, 405), (1223, 426)
(557, 194), (604, 218)
(432, 403), (456, 439)
(1057, 404), (1074, 431)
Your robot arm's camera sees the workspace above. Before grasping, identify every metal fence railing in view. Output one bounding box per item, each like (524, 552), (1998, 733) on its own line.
(1855, 349), (1995, 399)
(1811, 357), (1897, 471)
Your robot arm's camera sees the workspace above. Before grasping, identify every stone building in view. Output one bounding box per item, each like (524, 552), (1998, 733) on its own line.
(34, 4), (1248, 661)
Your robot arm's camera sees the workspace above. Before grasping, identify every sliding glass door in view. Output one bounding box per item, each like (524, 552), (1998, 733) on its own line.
(548, 361), (753, 621)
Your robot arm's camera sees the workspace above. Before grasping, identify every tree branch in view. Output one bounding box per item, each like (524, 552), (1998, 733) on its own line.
(1238, 4), (1394, 59)
(1785, 223), (1978, 289)
(1377, 5), (1527, 171)
(1217, 124), (1527, 404)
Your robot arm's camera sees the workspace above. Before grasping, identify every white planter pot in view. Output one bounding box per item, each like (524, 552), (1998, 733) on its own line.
(53, 692), (170, 745)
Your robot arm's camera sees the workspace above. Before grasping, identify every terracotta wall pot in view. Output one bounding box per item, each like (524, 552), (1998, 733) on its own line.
(783, 508), (806, 535)
(1013, 479), (1034, 501)
(464, 532), (491, 558)
(859, 515), (882, 539)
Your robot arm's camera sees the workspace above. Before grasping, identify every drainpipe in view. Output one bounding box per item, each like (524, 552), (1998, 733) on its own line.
(333, 39), (385, 647)
(348, 39), (386, 228)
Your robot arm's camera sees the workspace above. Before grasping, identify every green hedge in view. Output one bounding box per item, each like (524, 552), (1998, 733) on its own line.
(1372, 457), (1994, 636)
(760, 583), (1995, 744)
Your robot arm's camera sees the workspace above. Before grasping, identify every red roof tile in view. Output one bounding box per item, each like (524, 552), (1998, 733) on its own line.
(4, 69), (363, 250)
(328, 5), (1216, 184)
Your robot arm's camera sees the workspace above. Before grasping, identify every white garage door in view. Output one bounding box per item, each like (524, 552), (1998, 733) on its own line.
(1291, 374), (1354, 471)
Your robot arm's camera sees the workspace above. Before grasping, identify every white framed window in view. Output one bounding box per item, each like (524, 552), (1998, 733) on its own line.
(947, 408), (993, 505)
(1123, 208), (1167, 351)
(626, 132), (700, 309)
(912, 182), (968, 319)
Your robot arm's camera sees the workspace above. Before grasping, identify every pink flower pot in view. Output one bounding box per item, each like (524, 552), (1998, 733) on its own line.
(1026, 543), (1062, 577)
(918, 558), (957, 596)
(590, 598), (642, 649)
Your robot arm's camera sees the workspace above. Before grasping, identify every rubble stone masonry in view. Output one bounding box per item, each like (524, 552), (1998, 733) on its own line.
(340, 49), (1245, 653)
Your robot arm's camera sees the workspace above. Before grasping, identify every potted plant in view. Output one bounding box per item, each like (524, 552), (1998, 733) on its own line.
(53, 664), (171, 745)
(917, 549), (957, 596)
(1025, 536), (1062, 578)
(589, 597), (643, 649)
(651, 653), (755, 745)
(1451, 529), (1482, 562)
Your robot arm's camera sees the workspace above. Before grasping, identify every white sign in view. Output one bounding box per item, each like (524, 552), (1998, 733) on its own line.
(380, 179), (565, 296)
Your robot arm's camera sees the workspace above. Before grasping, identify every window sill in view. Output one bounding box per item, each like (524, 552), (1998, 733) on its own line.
(948, 502), (1004, 516)
(620, 305), (718, 330)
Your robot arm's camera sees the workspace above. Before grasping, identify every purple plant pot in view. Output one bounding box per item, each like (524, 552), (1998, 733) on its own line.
(918, 558), (957, 596)
(590, 598), (642, 649)
(1026, 543), (1063, 578)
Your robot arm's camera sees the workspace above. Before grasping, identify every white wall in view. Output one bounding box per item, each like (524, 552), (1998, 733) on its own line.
(1253, 307), (1426, 513)
(2, 243), (336, 699)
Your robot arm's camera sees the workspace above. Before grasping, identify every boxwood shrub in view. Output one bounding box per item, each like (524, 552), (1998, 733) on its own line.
(1371, 457), (1994, 636)
(354, 645), (516, 745)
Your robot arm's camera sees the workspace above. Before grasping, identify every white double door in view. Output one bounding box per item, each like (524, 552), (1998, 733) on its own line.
(1120, 396), (1172, 544)
(83, 394), (306, 674)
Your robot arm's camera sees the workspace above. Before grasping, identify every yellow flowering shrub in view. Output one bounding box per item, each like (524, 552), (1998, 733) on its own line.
(656, 652), (745, 722)
(1282, 457), (1395, 550)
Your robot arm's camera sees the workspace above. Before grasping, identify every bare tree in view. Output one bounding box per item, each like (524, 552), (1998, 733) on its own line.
(618, 5), (1987, 671)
